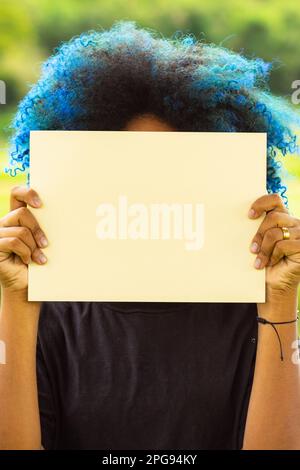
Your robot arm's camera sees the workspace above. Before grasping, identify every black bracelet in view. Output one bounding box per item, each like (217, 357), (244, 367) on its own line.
(257, 312), (299, 361)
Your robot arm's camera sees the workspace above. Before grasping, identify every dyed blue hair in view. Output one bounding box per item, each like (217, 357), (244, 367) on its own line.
(7, 20), (300, 207)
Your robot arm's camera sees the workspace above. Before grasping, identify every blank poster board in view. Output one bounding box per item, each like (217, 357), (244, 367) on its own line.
(29, 131), (266, 302)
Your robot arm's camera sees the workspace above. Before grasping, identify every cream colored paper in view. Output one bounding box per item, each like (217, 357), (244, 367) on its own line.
(29, 131), (266, 302)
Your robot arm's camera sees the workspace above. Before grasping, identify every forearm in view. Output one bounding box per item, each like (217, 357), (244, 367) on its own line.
(0, 288), (42, 449)
(243, 288), (300, 450)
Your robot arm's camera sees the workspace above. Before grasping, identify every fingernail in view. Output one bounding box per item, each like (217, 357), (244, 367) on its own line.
(38, 253), (47, 264)
(254, 257), (261, 269)
(39, 236), (48, 248)
(251, 242), (259, 253)
(248, 208), (256, 218)
(32, 197), (42, 207)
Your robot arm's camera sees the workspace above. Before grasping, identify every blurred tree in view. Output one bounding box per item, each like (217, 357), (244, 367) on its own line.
(1, 0), (300, 107)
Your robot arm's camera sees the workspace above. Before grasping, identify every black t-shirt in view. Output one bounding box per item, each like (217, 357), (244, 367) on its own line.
(36, 301), (258, 450)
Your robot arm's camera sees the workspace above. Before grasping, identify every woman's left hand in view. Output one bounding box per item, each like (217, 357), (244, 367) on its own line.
(249, 193), (300, 296)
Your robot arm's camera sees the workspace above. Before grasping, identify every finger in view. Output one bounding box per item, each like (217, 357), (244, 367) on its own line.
(248, 193), (288, 219)
(10, 185), (42, 211)
(0, 227), (47, 265)
(0, 237), (47, 265)
(0, 226), (37, 253)
(268, 240), (300, 267)
(0, 207), (48, 249)
(0, 237), (32, 265)
(254, 226), (300, 269)
(31, 247), (47, 265)
(250, 211), (297, 253)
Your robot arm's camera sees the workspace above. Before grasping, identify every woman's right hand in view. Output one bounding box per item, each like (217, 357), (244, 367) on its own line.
(0, 186), (48, 293)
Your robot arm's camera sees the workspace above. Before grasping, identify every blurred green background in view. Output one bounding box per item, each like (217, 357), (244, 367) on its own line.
(0, 0), (300, 305)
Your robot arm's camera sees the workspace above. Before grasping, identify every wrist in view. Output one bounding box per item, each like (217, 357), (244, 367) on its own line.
(266, 283), (299, 307)
(1, 285), (27, 301)
(257, 286), (299, 322)
(1, 286), (41, 314)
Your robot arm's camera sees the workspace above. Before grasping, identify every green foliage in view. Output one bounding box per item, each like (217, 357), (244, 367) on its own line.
(1, 0), (300, 104)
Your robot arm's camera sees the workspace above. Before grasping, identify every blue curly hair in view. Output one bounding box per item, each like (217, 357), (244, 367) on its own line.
(6, 20), (300, 207)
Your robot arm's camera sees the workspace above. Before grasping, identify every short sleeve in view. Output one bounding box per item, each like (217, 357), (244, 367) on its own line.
(36, 335), (57, 450)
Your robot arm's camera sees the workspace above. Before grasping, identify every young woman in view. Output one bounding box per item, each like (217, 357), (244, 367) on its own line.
(0, 20), (300, 450)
